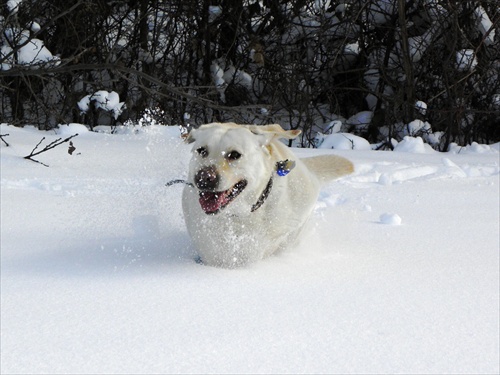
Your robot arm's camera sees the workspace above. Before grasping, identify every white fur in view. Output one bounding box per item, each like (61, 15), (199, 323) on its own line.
(182, 123), (354, 268)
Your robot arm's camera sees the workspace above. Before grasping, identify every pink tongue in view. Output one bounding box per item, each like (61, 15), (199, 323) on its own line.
(199, 191), (229, 213)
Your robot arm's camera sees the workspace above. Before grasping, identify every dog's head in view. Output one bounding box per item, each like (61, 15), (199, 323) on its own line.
(185, 122), (300, 215)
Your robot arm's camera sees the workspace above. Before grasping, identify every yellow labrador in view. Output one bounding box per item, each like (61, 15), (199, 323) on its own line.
(182, 123), (354, 268)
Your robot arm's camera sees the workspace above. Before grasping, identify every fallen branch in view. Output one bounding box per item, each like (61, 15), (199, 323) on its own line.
(24, 133), (79, 167)
(0, 133), (9, 147)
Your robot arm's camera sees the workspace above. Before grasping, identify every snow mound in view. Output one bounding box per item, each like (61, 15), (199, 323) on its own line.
(448, 142), (500, 154)
(393, 136), (435, 153)
(405, 120), (431, 137)
(379, 213), (402, 225)
(318, 133), (371, 150)
(56, 123), (89, 135)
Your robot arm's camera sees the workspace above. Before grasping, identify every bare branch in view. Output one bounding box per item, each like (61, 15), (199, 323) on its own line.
(0, 134), (10, 147)
(24, 134), (79, 167)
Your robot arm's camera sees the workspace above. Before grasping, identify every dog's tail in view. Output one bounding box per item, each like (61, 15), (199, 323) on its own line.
(301, 155), (354, 184)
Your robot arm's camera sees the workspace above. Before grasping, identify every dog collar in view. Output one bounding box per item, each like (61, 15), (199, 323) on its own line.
(251, 175), (273, 212)
(250, 160), (295, 212)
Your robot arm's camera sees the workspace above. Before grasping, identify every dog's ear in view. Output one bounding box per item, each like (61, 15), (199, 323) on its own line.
(246, 124), (301, 144)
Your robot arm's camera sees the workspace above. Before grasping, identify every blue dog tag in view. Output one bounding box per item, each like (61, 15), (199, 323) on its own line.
(276, 160), (296, 176)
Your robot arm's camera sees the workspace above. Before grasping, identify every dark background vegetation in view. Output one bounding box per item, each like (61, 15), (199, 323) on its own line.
(1, 0), (499, 149)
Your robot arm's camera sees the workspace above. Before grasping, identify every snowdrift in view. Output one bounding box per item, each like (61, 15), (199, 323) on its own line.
(1, 123), (499, 374)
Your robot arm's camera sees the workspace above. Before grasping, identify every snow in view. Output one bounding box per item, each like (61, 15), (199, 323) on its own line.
(393, 136), (435, 154)
(318, 133), (372, 150)
(415, 100), (427, 115)
(18, 37), (59, 66)
(1, 31), (61, 70)
(346, 110), (374, 133)
(448, 141), (500, 155)
(324, 119), (343, 134)
(402, 119), (442, 147)
(208, 5), (222, 22)
(456, 49), (478, 72)
(406, 119), (431, 136)
(344, 42), (359, 55)
(222, 66), (252, 89)
(366, 0), (395, 25)
(209, 60), (253, 102)
(492, 94), (500, 109)
(474, 5), (495, 46)
(424, 0), (448, 20)
(78, 91), (125, 119)
(379, 213), (402, 225)
(6, 0), (23, 14)
(29, 21), (41, 33)
(1, 123), (499, 374)
(77, 95), (91, 112)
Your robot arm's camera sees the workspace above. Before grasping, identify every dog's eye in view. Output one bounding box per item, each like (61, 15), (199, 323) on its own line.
(196, 147), (208, 158)
(226, 151), (242, 161)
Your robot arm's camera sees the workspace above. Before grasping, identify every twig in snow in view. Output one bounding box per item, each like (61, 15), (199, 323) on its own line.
(24, 133), (79, 167)
(0, 133), (9, 147)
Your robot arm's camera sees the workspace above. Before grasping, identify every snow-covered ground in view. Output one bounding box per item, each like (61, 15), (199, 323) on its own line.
(1, 123), (499, 374)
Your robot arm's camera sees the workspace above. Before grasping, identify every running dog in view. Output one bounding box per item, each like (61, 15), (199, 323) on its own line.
(182, 122), (354, 268)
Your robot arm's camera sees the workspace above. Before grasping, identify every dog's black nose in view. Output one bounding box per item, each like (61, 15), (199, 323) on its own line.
(195, 165), (220, 191)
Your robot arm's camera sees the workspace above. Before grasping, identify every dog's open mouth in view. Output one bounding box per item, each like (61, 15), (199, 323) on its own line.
(199, 180), (247, 215)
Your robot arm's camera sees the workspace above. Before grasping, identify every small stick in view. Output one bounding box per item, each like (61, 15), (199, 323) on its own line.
(0, 133), (9, 147)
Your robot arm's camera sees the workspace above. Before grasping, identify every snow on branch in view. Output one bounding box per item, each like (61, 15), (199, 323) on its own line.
(1, 31), (61, 71)
(474, 5), (496, 46)
(78, 91), (125, 120)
